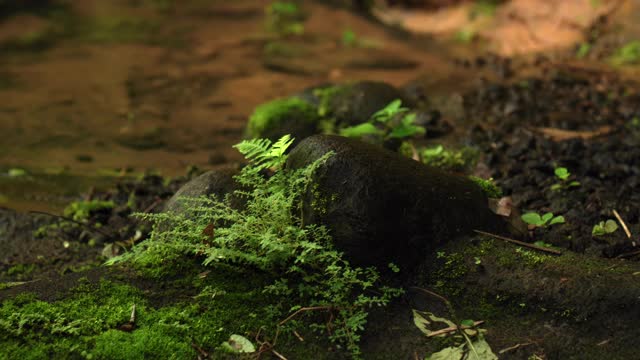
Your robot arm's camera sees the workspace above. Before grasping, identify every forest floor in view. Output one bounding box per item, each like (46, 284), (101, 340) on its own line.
(2, 0), (640, 359)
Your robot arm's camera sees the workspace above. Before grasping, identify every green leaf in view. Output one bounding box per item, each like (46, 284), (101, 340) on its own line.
(541, 212), (554, 224)
(521, 213), (543, 226)
(604, 219), (619, 233)
(422, 145), (444, 157)
(549, 216), (565, 225)
(389, 123), (425, 139)
(460, 319), (475, 327)
(340, 123), (383, 137)
(569, 181), (581, 187)
(427, 345), (465, 360)
(554, 167), (570, 180)
(412, 310), (456, 337)
(8, 168), (27, 177)
(221, 334), (256, 353)
(370, 99), (407, 123)
(592, 222), (605, 236)
(470, 337), (499, 360)
(550, 184), (562, 191)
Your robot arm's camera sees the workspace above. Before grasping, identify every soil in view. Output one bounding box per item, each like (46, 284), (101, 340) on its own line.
(3, 0), (640, 359)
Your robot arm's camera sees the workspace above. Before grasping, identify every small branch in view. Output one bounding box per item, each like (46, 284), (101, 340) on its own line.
(499, 341), (534, 354)
(613, 209), (632, 240)
(278, 306), (333, 326)
(427, 321), (485, 338)
(271, 349), (288, 360)
(29, 210), (113, 238)
(292, 330), (304, 342)
(473, 230), (562, 255)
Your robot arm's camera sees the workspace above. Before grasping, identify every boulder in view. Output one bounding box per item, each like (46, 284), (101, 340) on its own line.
(163, 167), (240, 215)
(300, 81), (415, 127)
(287, 135), (503, 269)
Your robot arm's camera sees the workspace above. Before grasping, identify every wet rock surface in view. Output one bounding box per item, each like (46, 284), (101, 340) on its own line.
(287, 134), (500, 268)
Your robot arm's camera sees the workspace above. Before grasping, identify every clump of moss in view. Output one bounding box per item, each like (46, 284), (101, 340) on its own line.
(419, 145), (479, 172)
(610, 41), (640, 66)
(63, 199), (114, 222)
(108, 135), (403, 358)
(468, 176), (503, 198)
(246, 98), (320, 141)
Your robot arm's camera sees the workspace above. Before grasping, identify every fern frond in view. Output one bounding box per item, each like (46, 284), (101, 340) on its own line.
(233, 135), (294, 170)
(233, 138), (273, 163)
(268, 134), (294, 158)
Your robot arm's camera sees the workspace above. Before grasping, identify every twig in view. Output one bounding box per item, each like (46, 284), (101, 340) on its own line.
(427, 320), (485, 338)
(499, 341), (534, 354)
(612, 209), (632, 240)
(292, 330), (304, 342)
(278, 306), (333, 326)
(270, 349), (288, 360)
(142, 196), (163, 214)
(129, 303), (136, 323)
(29, 210), (112, 238)
(473, 230), (562, 255)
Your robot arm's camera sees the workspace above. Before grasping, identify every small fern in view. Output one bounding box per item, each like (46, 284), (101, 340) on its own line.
(109, 134), (402, 359)
(233, 134), (294, 171)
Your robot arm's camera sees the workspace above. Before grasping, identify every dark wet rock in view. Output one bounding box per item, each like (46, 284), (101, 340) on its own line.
(305, 81), (414, 127)
(163, 167), (240, 215)
(286, 135), (504, 269)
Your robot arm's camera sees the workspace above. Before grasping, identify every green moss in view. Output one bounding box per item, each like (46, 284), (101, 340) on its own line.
(6, 264), (37, 280)
(246, 97), (320, 139)
(63, 200), (114, 222)
(419, 145), (479, 173)
(610, 41), (640, 66)
(468, 176), (502, 198)
(0, 267), (294, 359)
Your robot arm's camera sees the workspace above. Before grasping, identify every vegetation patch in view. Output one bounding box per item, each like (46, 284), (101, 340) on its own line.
(107, 135), (403, 358)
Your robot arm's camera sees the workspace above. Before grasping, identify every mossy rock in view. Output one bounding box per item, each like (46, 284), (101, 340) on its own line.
(286, 135), (504, 269)
(307, 81), (415, 127)
(246, 97), (320, 142)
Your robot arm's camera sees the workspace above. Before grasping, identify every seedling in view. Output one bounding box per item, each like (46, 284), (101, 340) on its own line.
(340, 99), (425, 140)
(521, 212), (565, 228)
(551, 167), (580, 191)
(592, 219), (618, 236)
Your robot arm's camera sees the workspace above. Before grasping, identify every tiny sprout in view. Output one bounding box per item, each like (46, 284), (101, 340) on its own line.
(521, 212), (565, 228)
(551, 167), (580, 191)
(592, 219), (618, 236)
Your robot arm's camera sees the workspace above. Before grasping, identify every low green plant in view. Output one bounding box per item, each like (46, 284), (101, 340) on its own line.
(521, 212), (565, 228)
(577, 43), (591, 58)
(592, 219), (618, 236)
(468, 176), (502, 198)
(342, 28), (357, 47)
(340, 99), (425, 141)
(413, 306), (497, 359)
(108, 135), (403, 358)
(265, 1), (305, 36)
(420, 145), (479, 172)
(610, 41), (640, 66)
(63, 200), (114, 222)
(550, 167), (580, 191)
